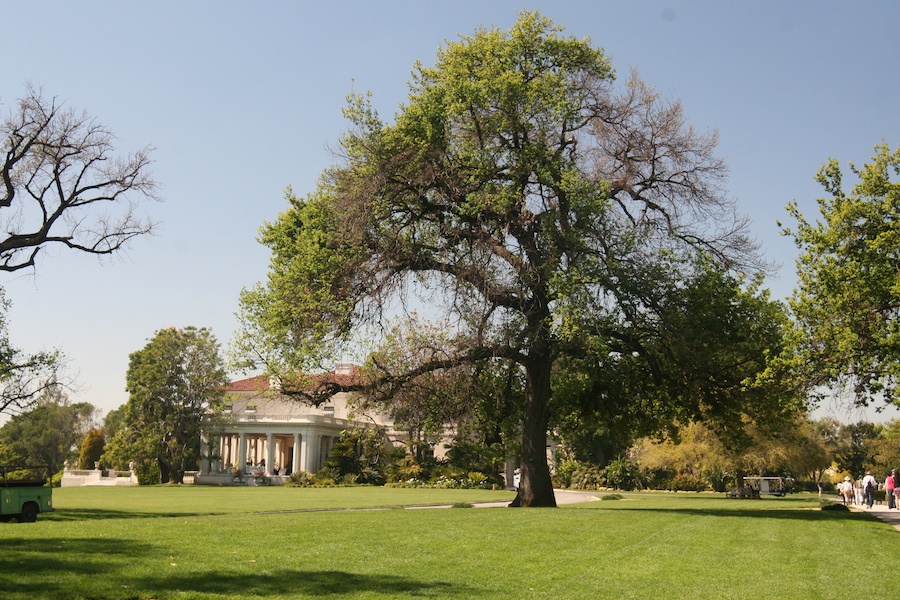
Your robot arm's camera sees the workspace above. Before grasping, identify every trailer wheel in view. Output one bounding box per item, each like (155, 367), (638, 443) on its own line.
(17, 502), (38, 523)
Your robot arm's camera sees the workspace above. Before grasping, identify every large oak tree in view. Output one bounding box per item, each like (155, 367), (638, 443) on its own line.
(237, 13), (794, 506)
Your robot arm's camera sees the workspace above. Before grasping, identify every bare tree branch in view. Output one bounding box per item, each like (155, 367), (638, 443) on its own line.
(0, 85), (158, 272)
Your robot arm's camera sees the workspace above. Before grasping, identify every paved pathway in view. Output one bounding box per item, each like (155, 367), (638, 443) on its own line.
(404, 489), (601, 510)
(409, 490), (900, 533)
(850, 502), (900, 532)
(471, 489), (601, 508)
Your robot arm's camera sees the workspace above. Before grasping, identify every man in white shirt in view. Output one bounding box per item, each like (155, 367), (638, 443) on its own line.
(861, 471), (879, 509)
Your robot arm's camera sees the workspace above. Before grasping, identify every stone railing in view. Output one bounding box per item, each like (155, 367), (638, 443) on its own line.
(60, 468), (138, 487)
(225, 413), (352, 427)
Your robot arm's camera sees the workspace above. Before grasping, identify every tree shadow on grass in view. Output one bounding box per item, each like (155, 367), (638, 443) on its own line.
(131, 569), (478, 598)
(42, 508), (213, 521)
(0, 537), (154, 597)
(607, 504), (878, 525)
(0, 537), (482, 599)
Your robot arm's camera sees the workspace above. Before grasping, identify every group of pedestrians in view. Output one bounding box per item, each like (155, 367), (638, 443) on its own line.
(838, 469), (900, 509)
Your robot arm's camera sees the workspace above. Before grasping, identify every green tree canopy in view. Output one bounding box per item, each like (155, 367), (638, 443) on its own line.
(103, 326), (227, 484)
(236, 12), (796, 506)
(782, 143), (900, 407)
(0, 289), (64, 415)
(870, 419), (900, 476)
(358, 316), (524, 477)
(77, 427), (105, 470)
(0, 386), (94, 474)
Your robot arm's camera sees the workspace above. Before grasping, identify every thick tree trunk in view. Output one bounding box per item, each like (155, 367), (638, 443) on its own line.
(157, 456), (171, 485)
(509, 357), (557, 507)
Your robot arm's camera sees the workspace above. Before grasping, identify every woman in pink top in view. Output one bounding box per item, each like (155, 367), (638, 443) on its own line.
(888, 470), (897, 510)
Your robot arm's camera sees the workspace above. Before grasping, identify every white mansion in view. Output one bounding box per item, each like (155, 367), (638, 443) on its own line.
(194, 364), (403, 485)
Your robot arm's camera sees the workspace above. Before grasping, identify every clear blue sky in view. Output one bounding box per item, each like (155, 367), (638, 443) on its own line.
(3, 1), (898, 423)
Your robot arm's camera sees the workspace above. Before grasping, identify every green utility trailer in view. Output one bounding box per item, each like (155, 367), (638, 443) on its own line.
(0, 466), (53, 522)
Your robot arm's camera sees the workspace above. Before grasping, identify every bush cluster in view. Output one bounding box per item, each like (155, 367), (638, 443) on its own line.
(287, 427), (506, 490)
(387, 471), (496, 490)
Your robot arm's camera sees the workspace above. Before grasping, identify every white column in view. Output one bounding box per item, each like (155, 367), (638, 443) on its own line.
(266, 432), (275, 476)
(200, 431), (210, 474)
(292, 434), (301, 474)
(309, 434), (320, 473)
(238, 433), (247, 470)
(299, 433), (309, 473)
(301, 432), (320, 474)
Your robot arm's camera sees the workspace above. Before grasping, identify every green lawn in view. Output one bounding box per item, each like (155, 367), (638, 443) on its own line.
(44, 485), (516, 519)
(1, 487), (898, 599)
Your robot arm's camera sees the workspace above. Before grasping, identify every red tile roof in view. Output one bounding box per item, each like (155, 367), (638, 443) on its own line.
(222, 366), (362, 393)
(222, 374), (270, 392)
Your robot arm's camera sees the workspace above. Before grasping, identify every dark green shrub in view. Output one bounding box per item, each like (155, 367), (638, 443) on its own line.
(135, 460), (160, 486)
(77, 428), (106, 470)
(570, 463), (605, 490)
(443, 440), (506, 486)
(390, 453), (425, 483)
(320, 427), (389, 485)
(600, 493), (623, 501)
(339, 473), (360, 485)
(640, 468), (672, 491)
(604, 457), (641, 491)
(820, 501), (849, 511)
(704, 468), (731, 492)
(552, 459), (580, 488)
(286, 471), (312, 486)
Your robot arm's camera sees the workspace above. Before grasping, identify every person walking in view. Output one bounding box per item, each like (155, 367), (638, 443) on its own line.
(891, 469), (900, 509)
(840, 477), (854, 505)
(886, 471), (895, 509)
(862, 471), (878, 508)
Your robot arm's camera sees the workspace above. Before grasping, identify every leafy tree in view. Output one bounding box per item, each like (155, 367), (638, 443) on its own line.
(320, 426), (391, 485)
(77, 427), (105, 469)
(784, 418), (835, 483)
(635, 416), (834, 489)
(0, 386), (94, 474)
(634, 422), (729, 478)
(236, 13), (793, 506)
(832, 421), (881, 477)
(359, 316), (523, 471)
(104, 327), (227, 484)
(782, 143), (900, 407)
(101, 404), (127, 441)
(870, 419), (900, 475)
(547, 270), (796, 469)
(357, 317), (473, 460)
(0, 289), (63, 414)
(98, 405), (130, 471)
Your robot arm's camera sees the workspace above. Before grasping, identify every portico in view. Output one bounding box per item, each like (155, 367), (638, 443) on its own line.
(194, 367), (398, 486)
(200, 417), (341, 477)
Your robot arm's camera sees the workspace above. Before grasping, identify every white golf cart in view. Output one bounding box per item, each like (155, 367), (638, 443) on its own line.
(728, 476), (792, 498)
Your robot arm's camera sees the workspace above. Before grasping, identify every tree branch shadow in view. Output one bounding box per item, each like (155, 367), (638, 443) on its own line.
(606, 504), (877, 525)
(132, 569), (475, 598)
(44, 508), (212, 521)
(0, 537), (482, 598)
